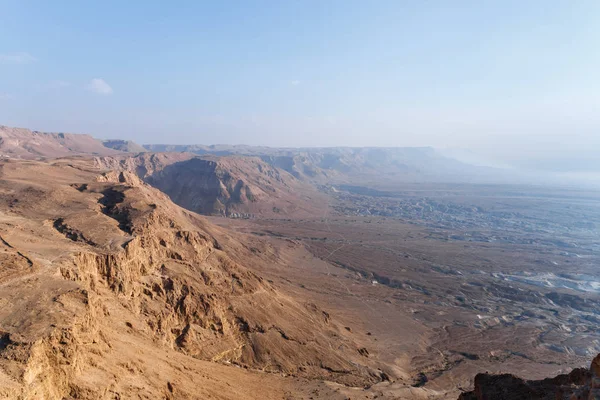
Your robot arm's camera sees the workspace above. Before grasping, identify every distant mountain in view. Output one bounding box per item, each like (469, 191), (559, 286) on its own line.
(144, 144), (512, 185)
(0, 124), (531, 186)
(0, 125), (121, 159)
(102, 139), (147, 153)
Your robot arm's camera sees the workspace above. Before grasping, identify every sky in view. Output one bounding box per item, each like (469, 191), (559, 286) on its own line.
(1, 0), (599, 171)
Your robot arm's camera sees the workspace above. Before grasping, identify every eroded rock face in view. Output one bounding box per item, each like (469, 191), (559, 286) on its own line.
(0, 159), (382, 399)
(94, 152), (326, 217)
(458, 354), (600, 400)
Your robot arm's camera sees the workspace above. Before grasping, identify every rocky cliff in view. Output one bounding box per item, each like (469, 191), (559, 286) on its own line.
(0, 158), (383, 399)
(95, 152), (327, 217)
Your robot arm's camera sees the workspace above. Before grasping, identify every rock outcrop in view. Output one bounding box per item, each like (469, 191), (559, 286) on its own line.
(459, 354), (600, 400)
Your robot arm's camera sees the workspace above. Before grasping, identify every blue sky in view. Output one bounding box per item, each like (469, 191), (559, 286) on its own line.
(1, 0), (599, 168)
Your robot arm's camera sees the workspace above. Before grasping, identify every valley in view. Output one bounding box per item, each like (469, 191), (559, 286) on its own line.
(210, 181), (600, 396)
(4, 1), (599, 397)
(0, 125), (599, 399)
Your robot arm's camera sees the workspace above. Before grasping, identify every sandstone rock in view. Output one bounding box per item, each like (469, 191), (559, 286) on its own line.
(0, 158), (381, 399)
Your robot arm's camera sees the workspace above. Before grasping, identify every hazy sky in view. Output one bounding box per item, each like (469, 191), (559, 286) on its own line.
(1, 1), (599, 169)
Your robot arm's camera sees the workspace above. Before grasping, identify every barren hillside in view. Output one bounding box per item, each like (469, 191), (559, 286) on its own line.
(0, 157), (389, 399)
(0, 126), (120, 159)
(101, 139), (147, 153)
(1, 124), (599, 399)
(95, 152), (328, 217)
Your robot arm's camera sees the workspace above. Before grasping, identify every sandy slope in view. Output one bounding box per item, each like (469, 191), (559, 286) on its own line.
(0, 158), (391, 399)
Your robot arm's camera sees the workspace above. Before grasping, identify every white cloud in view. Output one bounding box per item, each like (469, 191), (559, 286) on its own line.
(290, 80), (301, 86)
(87, 78), (113, 95)
(0, 52), (36, 64)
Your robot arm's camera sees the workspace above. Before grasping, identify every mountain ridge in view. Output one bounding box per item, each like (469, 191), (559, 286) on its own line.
(94, 152), (328, 217)
(143, 143), (514, 185)
(0, 125), (121, 159)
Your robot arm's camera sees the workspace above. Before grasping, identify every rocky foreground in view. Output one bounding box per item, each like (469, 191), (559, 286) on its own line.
(459, 354), (600, 400)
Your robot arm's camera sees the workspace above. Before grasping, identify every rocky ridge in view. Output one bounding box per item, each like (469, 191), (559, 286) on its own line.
(0, 125), (120, 159)
(101, 139), (147, 153)
(0, 158), (384, 399)
(94, 152), (326, 217)
(142, 144), (503, 184)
